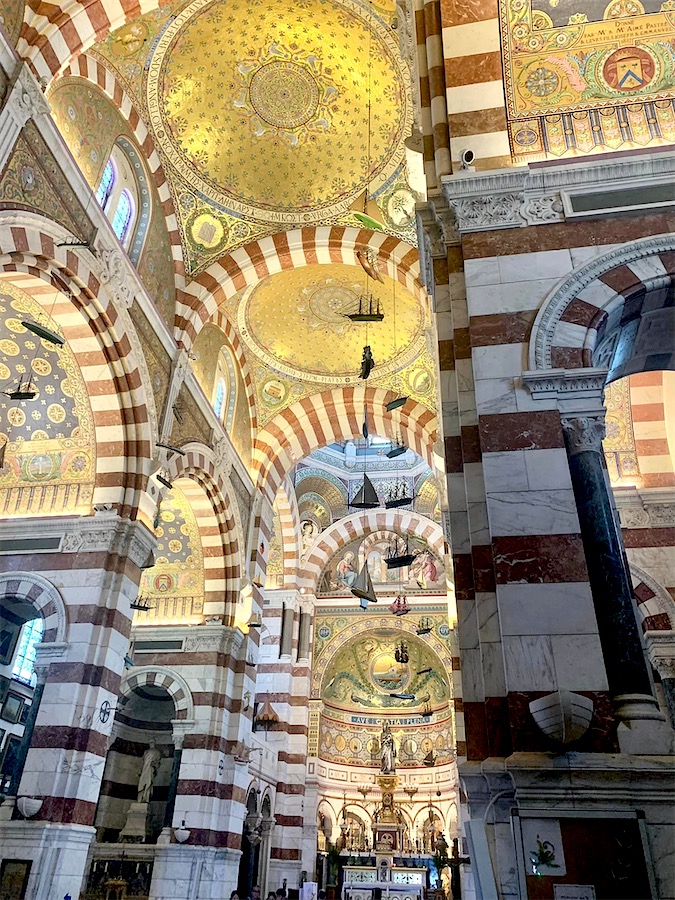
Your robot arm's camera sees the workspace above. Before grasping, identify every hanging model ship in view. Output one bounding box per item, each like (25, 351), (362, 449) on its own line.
(385, 536), (415, 570)
(389, 594), (410, 616)
(416, 617), (433, 635)
(346, 291), (384, 322)
(385, 479), (412, 509)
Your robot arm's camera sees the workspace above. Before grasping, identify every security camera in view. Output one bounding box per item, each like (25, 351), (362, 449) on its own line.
(459, 149), (475, 170)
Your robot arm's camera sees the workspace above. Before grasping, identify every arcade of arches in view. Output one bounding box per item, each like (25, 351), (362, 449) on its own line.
(0, 1), (674, 899)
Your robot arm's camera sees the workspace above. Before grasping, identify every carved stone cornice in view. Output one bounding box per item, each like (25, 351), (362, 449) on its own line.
(614, 490), (675, 529)
(0, 63), (50, 176)
(7, 64), (50, 126)
(159, 349), (190, 442)
(442, 150), (675, 234)
(0, 514), (155, 565)
(93, 242), (141, 310)
(643, 631), (675, 680)
(522, 367), (609, 417)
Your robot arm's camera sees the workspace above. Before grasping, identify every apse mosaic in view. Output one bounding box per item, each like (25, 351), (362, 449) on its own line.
(314, 626), (454, 766)
(501, 0), (675, 158)
(136, 486), (205, 623)
(318, 534), (445, 596)
(321, 630), (449, 709)
(312, 612), (455, 699)
(0, 281), (96, 517)
(88, 0), (419, 272)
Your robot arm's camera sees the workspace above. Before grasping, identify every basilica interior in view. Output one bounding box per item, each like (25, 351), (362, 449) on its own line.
(0, 0), (674, 898)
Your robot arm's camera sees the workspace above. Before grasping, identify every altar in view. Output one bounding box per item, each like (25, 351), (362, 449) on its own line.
(341, 864), (425, 900)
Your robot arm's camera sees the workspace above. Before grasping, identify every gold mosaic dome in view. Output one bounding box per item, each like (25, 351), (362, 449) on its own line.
(146, 0), (410, 224)
(237, 264), (425, 382)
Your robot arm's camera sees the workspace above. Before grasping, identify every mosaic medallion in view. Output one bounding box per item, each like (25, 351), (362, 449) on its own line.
(248, 60), (321, 130)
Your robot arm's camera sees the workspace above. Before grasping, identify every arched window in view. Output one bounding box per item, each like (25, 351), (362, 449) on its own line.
(95, 159), (116, 209)
(212, 346), (237, 431)
(112, 190), (133, 243)
(214, 378), (226, 420)
(11, 618), (44, 686)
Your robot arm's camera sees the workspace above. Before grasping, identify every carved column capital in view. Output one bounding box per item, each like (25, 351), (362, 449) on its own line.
(561, 413), (606, 456)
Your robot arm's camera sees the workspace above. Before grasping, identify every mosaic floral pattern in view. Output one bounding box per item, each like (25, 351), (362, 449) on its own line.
(0, 281), (95, 516)
(137, 486), (205, 623)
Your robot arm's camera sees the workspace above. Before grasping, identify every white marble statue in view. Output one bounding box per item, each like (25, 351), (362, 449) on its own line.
(380, 722), (396, 774)
(137, 741), (161, 803)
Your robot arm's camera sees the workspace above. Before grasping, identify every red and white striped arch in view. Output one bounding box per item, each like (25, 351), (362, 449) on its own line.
(529, 235), (675, 374)
(299, 508), (445, 593)
(55, 54), (185, 287)
(629, 372), (675, 489)
(252, 386), (437, 503)
(120, 666), (194, 721)
(631, 566), (675, 633)
(19, 1), (163, 80)
(273, 477), (302, 587)
(209, 307), (258, 432)
(178, 227), (422, 349)
(167, 444), (243, 623)
(0, 572), (67, 644)
(0, 217), (155, 522)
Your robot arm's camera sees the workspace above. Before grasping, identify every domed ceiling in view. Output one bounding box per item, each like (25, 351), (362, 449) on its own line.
(84, 0), (419, 272)
(148, 0), (409, 224)
(238, 264), (424, 382)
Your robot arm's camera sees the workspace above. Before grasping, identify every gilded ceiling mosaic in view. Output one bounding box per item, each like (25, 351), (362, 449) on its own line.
(603, 376), (641, 484)
(136, 485), (205, 624)
(0, 280), (95, 517)
(240, 265), (424, 382)
(502, 0), (675, 159)
(210, 265), (435, 428)
(149, 0), (409, 222)
(86, 0), (418, 273)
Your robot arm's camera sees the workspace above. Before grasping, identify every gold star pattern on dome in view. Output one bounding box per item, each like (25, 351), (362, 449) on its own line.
(146, 0), (411, 223)
(0, 280), (95, 516)
(238, 263), (424, 383)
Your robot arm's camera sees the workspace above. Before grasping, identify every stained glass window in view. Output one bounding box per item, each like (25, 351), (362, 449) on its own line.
(112, 190), (133, 242)
(11, 618), (44, 686)
(96, 159), (115, 209)
(214, 378), (226, 419)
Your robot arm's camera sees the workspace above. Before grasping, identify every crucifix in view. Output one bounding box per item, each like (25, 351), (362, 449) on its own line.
(449, 837), (471, 900)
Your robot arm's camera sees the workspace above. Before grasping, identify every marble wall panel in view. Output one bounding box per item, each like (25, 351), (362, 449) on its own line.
(497, 582), (598, 636)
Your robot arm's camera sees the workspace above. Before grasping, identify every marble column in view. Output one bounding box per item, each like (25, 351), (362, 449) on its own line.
(523, 369), (673, 753)
(561, 412), (657, 712)
(163, 745), (183, 829)
(9, 673), (46, 796)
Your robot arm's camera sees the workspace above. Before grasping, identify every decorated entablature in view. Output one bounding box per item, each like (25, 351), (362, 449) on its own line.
(502, 0), (675, 159)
